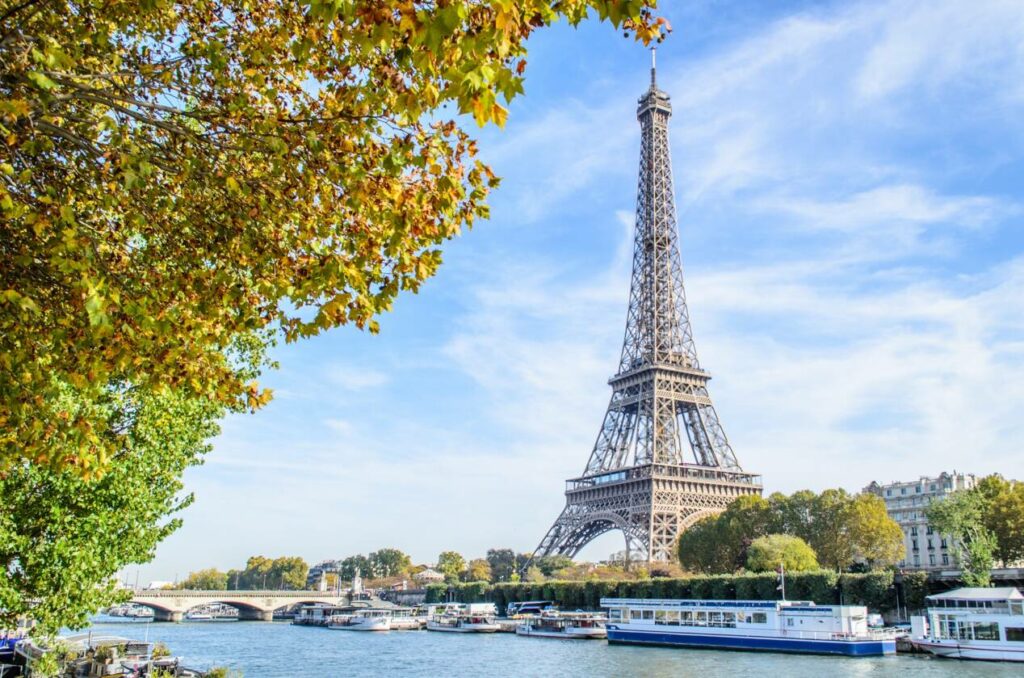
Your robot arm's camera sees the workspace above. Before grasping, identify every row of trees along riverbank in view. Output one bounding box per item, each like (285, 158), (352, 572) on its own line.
(424, 570), (932, 615)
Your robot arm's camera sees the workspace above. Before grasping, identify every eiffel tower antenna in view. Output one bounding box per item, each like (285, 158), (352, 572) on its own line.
(528, 56), (763, 566)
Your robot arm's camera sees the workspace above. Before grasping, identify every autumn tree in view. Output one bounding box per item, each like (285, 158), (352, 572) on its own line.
(179, 569), (229, 591)
(974, 475), (1024, 566)
(463, 558), (492, 583)
(746, 535), (819, 573)
(368, 548), (412, 578)
(677, 490), (903, 574)
(437, 551), (466, 583)
(1, 1), (666, 476)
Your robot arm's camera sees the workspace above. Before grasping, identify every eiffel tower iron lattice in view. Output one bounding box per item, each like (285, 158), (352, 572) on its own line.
(530, 54), (763, 565)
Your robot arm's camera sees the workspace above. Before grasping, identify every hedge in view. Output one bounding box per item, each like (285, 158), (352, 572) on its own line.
(419, 569), (932, 613)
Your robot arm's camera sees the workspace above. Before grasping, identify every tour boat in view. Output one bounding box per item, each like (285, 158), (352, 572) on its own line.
(515, 611), (607, 640)
(601, 598), (896, 656)
(327, 610), (392, 632)
(426, 604), (500, 633)
(911, 587), (1024, 662)
(389, 608), (423, 630)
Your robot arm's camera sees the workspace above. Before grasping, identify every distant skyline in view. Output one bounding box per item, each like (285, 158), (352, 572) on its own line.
(136, 0), (1024, 583)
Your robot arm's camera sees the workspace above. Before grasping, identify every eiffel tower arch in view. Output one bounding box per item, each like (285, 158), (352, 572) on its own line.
(530, 54), (763, 565)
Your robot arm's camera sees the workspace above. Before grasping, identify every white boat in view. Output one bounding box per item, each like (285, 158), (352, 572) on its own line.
(911, 587), (1024, 662)
(426, 604), (500, 633)
(328, 610), (391, 632)
(602, 598), (896, 656)
(516, 611), (607, 639)
(185, 611), (212, 621)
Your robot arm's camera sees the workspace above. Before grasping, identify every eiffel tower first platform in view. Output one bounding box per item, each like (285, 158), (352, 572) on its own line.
(531, 55), (763, 564)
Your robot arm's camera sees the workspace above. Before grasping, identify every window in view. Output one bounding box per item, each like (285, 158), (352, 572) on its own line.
(910, 527), (918, 536)
(681, 611), (693, 625)
(926, 526), (934, 535)
(912, 539), (919, 551)
(930, 484), (936, 491)
(928, 539), (934, 550)
(630, 610), (642, 621)
(1007, 628), (1024, 642)
(751, 612), (768, 624)
(695, 611), (707, 626)
(972, 622), (1000, 641)
(929, 555), (935, 566)
(913, 555), (920, 567)
(655, 610), (667, 625)
(942, 555), (949, 566)
(666, 610), (680, 625)
(610, 609), (622, 621)
(886, 489), (892, 496)
(916, 485), (922, 493)
(642, 610), (654, 621)
(787, 618), (794, 627)
(901, 487), (907, 495)
(941, 539), (948, 549)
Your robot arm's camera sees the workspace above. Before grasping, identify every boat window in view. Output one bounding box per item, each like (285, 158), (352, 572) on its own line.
(681, 611), (693, 626)
(655, 611), (667, 625)
(631, 610), (642, 621)
(642, 610), (654, 621)
(751, 612), (768, 624)
(666, 611), (680, 625)
(723, 612), (736, 628)
(786, 618), (794, 627)
(971, 622), (1000, 641)
(1005, 628), (1024, 642)
(1011, 602), (1024, 616)
(695, 611), (707, 626)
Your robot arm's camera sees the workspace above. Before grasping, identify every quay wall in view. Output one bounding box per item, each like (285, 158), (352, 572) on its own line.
(424, 570), (935, 616)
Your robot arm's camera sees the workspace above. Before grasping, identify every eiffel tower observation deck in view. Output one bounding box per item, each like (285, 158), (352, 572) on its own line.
(531, 53), (763, 564)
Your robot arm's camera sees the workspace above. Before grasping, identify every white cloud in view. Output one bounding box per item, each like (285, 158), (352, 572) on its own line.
(324, 363), (389, 390)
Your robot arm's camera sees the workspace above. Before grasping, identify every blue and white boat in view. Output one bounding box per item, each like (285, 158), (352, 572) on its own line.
(601, 598), (896, 656)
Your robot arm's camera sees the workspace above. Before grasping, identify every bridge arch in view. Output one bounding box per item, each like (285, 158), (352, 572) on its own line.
(554, 512), (648, 561)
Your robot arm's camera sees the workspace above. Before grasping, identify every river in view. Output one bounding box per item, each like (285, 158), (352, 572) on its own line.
(77, 617), (1024, 677)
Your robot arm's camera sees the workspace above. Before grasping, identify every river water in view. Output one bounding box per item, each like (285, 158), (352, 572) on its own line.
(79, 618), (1020, 677)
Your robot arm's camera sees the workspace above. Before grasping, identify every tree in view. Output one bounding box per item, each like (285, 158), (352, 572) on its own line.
(179, 569), (228, 591)
(463, 559), (492, 583)
(846, 494), (904, 568)
(338, 555), (372, 582)
(369, 548), (412, 579)
(269, 557), (309, 590)
(0, 381), (231, 634)
(524, 566), (546, 583)
(746, 535), (819, 573)
(535, 555), (574, 577)
(677, 515), (736, 574)
(1, 0), (667, 476)
(676, 489), (904, 574)
(437, 551), (466, 583)
(927, 490), (997, 587)
(486, 549), (518, 582)
(975, 475), (1024, 566)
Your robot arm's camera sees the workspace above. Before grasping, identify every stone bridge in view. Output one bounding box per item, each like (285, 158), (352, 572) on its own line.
(130, 590), (346, 622)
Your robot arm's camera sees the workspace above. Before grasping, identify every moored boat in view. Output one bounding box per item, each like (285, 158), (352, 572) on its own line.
(516, 611), (607, 639)
(328, 609), (392, 632)
(911, 587), (1024, 662)
(426, 604), (500, 633)
(602, 598), (896, 656)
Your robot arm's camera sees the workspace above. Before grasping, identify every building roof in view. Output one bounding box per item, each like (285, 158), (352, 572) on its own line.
(928, 587), (1023, 601)
(414, 568), (444, 580)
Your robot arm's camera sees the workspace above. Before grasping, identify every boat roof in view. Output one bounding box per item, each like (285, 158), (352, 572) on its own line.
(928, 587), (1023, 601)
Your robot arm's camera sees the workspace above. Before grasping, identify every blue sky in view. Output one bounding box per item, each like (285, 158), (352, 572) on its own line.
(136, 0), (1024, 582)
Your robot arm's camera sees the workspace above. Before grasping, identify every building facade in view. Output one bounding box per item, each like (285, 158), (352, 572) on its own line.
(863, 471), (977, 571)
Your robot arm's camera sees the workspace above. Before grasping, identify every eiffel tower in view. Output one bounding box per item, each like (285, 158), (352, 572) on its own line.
(530, 54), (763, 564)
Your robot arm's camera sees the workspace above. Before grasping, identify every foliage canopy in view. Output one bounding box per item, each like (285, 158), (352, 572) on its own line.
(746, 534), (819, 573)
(677, 490), (904, 574)
(1, 0), (666, 474)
